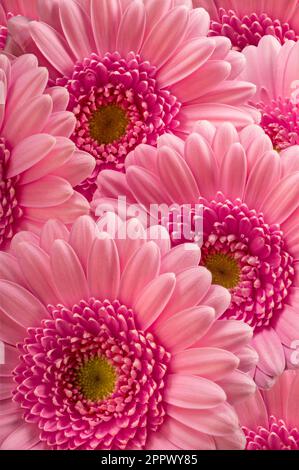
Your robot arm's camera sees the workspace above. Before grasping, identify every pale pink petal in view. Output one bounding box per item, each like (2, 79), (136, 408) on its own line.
(141, 6), (189, 69)
(7, 134), (55, 178)
(69, 216), (100, 271)
(116, 0), (146, 55)
(167, 402), (239, 436)
(0, 280), (47, 328)
(50, 240), (89, 306)
(171, 347), (239, 380)
(153, 306), (215, 352)
(14, 242), (59, 306)
(160, 244), (201, 274)
(165, 374), (226, 409)
(134, 273), (176, 330)
(20, 176), (73, 208)
(87, 237), (120, 300)
(119, 242), (160, 306)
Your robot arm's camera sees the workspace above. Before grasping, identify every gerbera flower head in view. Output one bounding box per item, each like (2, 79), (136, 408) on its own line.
(241, 35), (299, 151)
(0, 215), (257, 450)
(0, 0), (38, 50)
(236, 370), (299, 450)
(6, 0), (258, 198)
(93, 122), (299, 388)
(0, 53), (94, 251)
(193, 0), (299, 50)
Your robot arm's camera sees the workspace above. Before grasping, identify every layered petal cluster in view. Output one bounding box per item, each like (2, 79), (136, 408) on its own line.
(0, 54), (95, 251)
(193, 0), (299, 50)
(94, 122), (299, 388)
(236, 370), (299, 449)
(241, 36), (299, 150)
(0, 215), (257, 450)
(0, 0), (38, 50)
(6, 0), (257, 198)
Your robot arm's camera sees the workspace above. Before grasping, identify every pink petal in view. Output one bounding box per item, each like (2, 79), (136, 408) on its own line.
(53, 150), (95, 187)
(244, 150), (281, 212)
(184, 132), (218, 199)
(116, 0), (146, 55)
(159, 267), (212, 321)
(199, 320), (253, 353)
(261, 173), (299, 224)
(219, 143), (247, 200)
(7, 134), (56, 178)
(201, 285), (231, 319)
(217, 370), (256, 404)
(20, 176), (73, 208)
(40, 220), (70, 253)
(25, 192), (90, 223)
(14, 242), (59, 306)
(0, 280), (47, 328)
(2, 95), (52, 147)
(91, 0), (121, 54)
(160, 243), (201, 275)
(6, 66), (48, 112)
(165, 374), (226, 409)
(171, 347), (239, 380)
(0, 344), (19, 377)
(157, 146), (199, 203)
(134, 273), (176, 330)
(1, 423), (40, 450)
(20, 137), (76, 185)
(167, 402), (239, 436)
(59, 0), (95, 60)
(69, 216), (100, 271)
(119, 242), (160, 307)
(161, 418), (215, 450)
(154, 306), (215, 353)
(157, 37), (215, 88)
(29, 21), (74, 76)
(252, 327), (285, 379)
(141, 6), (189, 69)
(50, 240), (89, 306)
(43, 111), (76, 137)
(87, 237), (120, 301)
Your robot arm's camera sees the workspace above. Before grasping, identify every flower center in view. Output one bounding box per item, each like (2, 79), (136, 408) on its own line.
(244, 416), (299, 450)
(13, 298), (170, 450)
(166, 194), (295, 330)
(56, 52), (181, 199)
(76, 356), (117, 401)
(256, 97), (299, 150)
(0, 138), (23, 249)
(89, 104), (129, 145)
(200, 195), (295, 329)
(205, 252), (240, 289)
(209, 8), (298, 51)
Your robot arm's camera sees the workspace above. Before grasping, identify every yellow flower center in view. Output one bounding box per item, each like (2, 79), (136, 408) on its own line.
(77, 357), (117, 401)
(205, 252), (240, 289)
(89, 104), (129, 144)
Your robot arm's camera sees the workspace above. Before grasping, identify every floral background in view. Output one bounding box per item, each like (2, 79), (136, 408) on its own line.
(0, 0), (299, 451)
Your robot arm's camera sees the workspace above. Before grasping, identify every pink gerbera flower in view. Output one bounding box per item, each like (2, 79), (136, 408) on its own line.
(193, 0), (299, 50)
(241, 36), (299, 151)
(0, 215), (257, 450)
(0, 0), (38, 50)
(6, 0), (258, 198)
(94, 123), (299, 388)
(0, 53), (94, 251)
(236, 370), (299, 449)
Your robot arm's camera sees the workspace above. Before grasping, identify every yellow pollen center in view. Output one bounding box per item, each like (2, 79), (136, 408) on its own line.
(76, 357), (117, 401)
(205, 253), (240, 289)
(89, 104), (129, 144)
